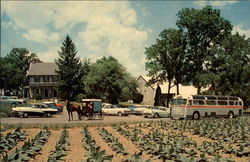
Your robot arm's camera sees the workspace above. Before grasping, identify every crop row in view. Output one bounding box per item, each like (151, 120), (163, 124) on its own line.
(0, 128), (26, 154)
(48, 129), (70, 162)
(3, 129), (51, 161)
(98, 127), (128, 155)
(114, 125), (239, 161)
(82, 128), (113, 161)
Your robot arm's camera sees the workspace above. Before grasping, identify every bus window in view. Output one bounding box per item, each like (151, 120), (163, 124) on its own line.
(172, 99), (187, 105)
(188, 100), (192, 105)
(235, 102), (239, 106)
(206, 100), (216, 105)
(218, 101), (228, 105)
(239, 102), (242, 106)
(193, 100), (205, 105)
(229, 101), (234, 105)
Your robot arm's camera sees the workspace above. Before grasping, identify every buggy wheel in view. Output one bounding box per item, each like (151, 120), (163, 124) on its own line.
(78, 114), (83, 120)
(98, 111), (105, 120)
(88, 112), (95, 120)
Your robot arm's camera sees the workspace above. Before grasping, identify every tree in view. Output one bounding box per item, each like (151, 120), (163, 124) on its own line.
(55, 35), (84, 101)
(119, 73), (138, 102)
(154, 86), (162, 106)
(176, 6), (232, 94)
(208, 33), (250, 107)
(84, 56), (137, 104)
(0, 48), (39, 96)
(145, 29), (186, 107)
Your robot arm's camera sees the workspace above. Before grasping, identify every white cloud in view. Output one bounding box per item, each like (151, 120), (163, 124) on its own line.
(22, 29), (48, 43)
(1, 1), (148, 76)
(22, 29), (60, 43)
(232, 24), (250, 38)
(194, 0), (238, 7)
(38, 47), (59, 62)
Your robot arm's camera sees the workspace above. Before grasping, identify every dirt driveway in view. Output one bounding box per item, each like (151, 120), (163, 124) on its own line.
(0, 110), (171, 124)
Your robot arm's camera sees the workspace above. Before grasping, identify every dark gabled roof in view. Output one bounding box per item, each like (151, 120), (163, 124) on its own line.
(27, 63), (58, 76)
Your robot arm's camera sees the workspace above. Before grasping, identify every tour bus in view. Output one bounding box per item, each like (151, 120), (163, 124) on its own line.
(171, 95), (244, 119)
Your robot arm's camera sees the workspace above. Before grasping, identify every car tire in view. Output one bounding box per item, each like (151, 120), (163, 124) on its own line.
(46, 112), (51, 118)
(154, 113), (159, 118)
(192, 111), (200, 120)
(23, 112), (28, 118)
(228, 111), (234, 119)
(118, 112), (123, 116)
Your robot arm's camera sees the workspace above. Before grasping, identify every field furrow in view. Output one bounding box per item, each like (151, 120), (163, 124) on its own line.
(35, 130), (60, 162)
(66, 128), (85, 162)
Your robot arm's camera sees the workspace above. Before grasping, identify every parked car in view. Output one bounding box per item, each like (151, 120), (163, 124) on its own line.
(102, 104), (130, 116)
(43, 101), (63, 113)
(0, 96), (27, 107)
(143, 106), (170, 118)
(132, 105), (152, 115)
(12, 103), (58, 118)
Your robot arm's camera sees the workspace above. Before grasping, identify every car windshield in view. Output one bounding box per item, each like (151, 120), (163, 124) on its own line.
(172, 99), (187, 106)
(45, 104), (54, 107)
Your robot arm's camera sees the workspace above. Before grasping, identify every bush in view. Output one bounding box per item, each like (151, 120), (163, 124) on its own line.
(132, 93), (143, 104)
(0, 103), (12, 117)
(34, 94), (42, 100)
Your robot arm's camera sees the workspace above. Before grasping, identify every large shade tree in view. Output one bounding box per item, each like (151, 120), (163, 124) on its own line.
(145, 29), (187, 107)
(176, 6), (233, 94)
(208, 33), (250, 107)
(0, 48), (40, 96)
(84, 56), (137, 104)
(55, 35), (84, 101)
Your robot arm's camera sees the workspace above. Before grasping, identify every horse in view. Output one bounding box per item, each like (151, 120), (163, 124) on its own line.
(66, 100), (82, 121)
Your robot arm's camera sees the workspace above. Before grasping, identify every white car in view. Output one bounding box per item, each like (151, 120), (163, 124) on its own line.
(133, 105), (152, 115)
(143, 106), (170, 118)
(102, 104), (130, 116)
(12, 103), (58, 118)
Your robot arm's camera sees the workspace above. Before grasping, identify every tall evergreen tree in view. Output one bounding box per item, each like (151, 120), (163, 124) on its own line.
(55, 35), (83, 100)
(154, 86), (162, 106)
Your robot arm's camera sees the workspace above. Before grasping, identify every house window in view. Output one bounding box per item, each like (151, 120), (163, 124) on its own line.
(35, 89), (40, 95)
(43, 76), (49, 82)
(30, 77), (34, 82)
(45, 88), (49, 98)
(34, 76), (40, 82)
(40, 76), (43, 82)
(53, 89), (58, 97)
(52, 76), (58, 82)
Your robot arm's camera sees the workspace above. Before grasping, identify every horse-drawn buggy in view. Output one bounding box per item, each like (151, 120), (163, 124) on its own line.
(79, 99), (104, 120)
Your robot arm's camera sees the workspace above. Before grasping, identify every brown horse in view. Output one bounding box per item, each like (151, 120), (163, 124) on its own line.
(66, 100), (82, 121)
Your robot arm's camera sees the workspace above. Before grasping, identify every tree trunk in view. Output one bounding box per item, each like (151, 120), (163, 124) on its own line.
(197, 85), (201, 95)
(176, 81), (180, 95)
(166, 79), (172, 107)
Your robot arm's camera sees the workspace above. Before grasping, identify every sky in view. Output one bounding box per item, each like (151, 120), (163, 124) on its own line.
(1, 1), (250, 77)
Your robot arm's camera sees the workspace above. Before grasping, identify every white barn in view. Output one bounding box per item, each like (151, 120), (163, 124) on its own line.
(137, 75), (208, 106)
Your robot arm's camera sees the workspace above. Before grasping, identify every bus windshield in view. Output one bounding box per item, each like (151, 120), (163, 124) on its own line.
(172, 99), (187, 106)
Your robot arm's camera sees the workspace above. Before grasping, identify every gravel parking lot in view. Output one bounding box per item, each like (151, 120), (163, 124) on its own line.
(0, 109), (171, 124)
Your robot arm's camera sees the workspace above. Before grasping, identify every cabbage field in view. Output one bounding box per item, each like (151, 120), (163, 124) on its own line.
(0, 117), (249, 162)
